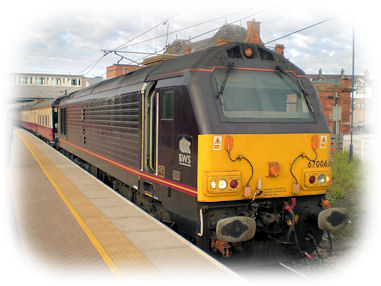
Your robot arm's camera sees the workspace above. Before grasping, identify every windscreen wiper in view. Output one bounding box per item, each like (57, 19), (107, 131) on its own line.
(276, 65), (314, 113)
(219, 64), (233, 95)
(214, 64), (234, 113)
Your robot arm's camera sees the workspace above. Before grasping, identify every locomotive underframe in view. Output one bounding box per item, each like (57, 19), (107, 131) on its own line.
(54, 144), (326, 254)
(199, 195), (324, 250)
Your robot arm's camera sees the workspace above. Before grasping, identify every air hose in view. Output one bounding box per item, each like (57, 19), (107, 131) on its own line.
(290, 149), (318, 184)
(226, 150), (254, 191)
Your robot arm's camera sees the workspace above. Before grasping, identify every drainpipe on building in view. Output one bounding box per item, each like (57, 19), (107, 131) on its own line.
(349, 23), (355, 162)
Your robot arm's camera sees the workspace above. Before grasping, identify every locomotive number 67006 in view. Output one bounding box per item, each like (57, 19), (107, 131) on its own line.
(19, 41), (350, 257)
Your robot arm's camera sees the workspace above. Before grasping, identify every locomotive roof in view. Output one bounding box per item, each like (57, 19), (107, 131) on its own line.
(63, 42), (296, 103)
(20, 94), (69, 110)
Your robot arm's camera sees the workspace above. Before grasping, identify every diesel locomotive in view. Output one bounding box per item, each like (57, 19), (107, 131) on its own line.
(19, 41), (349, 257)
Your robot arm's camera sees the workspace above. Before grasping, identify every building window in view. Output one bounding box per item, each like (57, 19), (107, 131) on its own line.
(40, 77), (45, 85)
(71, 79), (77, 86)
(56, 78), (61, 85)
(23, 77), (28, 84)
(30, 77), (33, 84)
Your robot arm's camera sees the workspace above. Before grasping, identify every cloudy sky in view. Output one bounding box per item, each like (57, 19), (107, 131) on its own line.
(2, 0), (378, 79)
(1, 1), (380, 283)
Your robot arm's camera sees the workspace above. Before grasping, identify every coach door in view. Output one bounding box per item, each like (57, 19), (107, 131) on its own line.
(142, 82), (159, 175)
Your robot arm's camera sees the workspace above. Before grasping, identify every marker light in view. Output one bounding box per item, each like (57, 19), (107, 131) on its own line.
(244, 47), (253, 58)
(311, 135), (319, 150)
(309, 175), (316, 184)
(317, 174), (326, 185)
(217, 179), (228, 190)
(211, 181), (217, 189)
(224, 136), (234, 152)
(230, 179), (238, 189)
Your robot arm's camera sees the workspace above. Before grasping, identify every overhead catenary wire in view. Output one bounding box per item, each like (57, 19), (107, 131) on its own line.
(117, 6), (275, 51)
(264, 15), (340, 45)
(89, 6), (277, 76)
(78, 12), (181, 75)
(114, 12), (181, 52)
(120, 6), (277, 66)
(88, 5), (282, 77)
(85, 7), (258, 75)
(78, 54), (108, 76)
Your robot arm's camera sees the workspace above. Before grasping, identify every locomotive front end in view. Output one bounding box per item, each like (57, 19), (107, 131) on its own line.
(192, 45), (350, 255)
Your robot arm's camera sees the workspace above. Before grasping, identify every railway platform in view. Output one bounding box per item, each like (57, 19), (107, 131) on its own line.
(9, 128), (241, 282)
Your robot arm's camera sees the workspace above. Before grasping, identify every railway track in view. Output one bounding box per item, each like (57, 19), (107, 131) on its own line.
(211, 237), (352, 283)
(278, 262), (317, 281)
(220, 259), (317, 283)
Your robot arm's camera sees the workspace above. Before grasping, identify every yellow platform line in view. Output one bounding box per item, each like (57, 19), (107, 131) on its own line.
(16, 130), (155, 276)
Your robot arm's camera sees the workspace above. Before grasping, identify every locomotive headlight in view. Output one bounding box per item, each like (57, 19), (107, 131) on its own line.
(206, 171), (241, 195)
(303, 168), (331, 189)
(317, 174), (326, 185)
(217, 179), (228, 190)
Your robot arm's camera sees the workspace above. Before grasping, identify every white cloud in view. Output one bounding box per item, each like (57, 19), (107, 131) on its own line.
(3, 0), (377, 78)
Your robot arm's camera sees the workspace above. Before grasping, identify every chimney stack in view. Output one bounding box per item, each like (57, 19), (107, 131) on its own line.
(245, 19), (263, 45)
(106, 64), (140, 79)
(275, 44), (285, 55)
(318, 68), (323, 80)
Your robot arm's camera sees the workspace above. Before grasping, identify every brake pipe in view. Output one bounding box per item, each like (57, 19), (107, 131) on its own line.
(284, 198), (312, 260)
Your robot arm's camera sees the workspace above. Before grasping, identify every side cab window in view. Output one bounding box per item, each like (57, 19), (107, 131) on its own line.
(159, 89), (175, 147)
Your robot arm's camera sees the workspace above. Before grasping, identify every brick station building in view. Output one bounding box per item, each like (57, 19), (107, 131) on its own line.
(307, 69), (352, 135)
